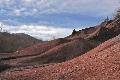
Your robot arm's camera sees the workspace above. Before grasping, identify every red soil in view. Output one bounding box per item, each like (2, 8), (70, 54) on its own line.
(0, 38), (96, 67)
(0, 38), (70, 59)
(0, 35), (120, 80)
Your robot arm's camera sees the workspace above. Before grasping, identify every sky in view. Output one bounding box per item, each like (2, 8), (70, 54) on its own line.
(0, 0), (120, 40)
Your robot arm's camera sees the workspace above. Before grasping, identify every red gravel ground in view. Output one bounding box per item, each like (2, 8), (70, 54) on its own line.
(0, 35), (120, 80)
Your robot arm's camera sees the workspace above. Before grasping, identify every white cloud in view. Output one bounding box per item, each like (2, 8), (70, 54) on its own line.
(0, 0), (120, 17)
(26, 0), (120, 16)
(0, 0), (10, 3)
(22, 0), (32, 5)
(22, 0), (32, 3)
(0, 0), (14, 5)
(0, 0), (120, 40)
(14, 9), (21, 16)
(50, 0), (120, 16)
(0, 22), (73, 41)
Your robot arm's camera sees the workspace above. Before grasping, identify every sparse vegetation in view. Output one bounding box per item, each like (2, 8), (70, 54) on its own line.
(114, 8), (120, 19)
(0, 30), (42, 53)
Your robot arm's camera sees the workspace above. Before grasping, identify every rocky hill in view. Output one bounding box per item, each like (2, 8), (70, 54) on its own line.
(0, 32), (42, 53)
(0, 9), (120, 80)
(0, 34), (120, 80)
(0, 15), (120, 67)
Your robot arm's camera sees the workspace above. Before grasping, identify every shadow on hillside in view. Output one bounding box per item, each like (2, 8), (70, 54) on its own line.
(0, 64), (11, 72)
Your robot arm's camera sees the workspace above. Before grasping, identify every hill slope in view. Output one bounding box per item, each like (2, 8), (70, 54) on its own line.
(0, 16), (120, 68)
(0, 32), (42, 53)
(0, 11), (120, 79)
(1, 35), (120, 80)
(0, 38), (97, 67)
(68, 18), (120, 43)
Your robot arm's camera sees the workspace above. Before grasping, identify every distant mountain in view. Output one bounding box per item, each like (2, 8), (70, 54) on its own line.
(0, 32), (42, 53)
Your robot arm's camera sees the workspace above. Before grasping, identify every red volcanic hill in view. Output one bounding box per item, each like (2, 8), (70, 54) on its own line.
(0, 16), (120, 68)
(0, 34), (120, 80)
(0, 11), (120, 80)
(68, 19), (120, 43)
(0, 37), (97, 67)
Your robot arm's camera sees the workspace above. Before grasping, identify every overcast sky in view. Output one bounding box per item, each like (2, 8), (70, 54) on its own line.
(0, 0), (120, 40)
